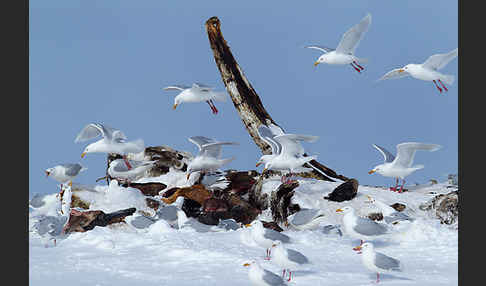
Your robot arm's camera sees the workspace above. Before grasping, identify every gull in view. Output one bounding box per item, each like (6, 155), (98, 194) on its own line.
(75, 123), (144, 170)
(186, 136), (238, 180)
(287, 208), (326, 230)
(271, 241), (310, 282)
(379, 48), (458, 93)
(45, 163), (87, 199)
(247, 220), (291, 260)
(243, 261), (286, 286)
(336, 206), (388, 245)
(163, 83), (227, 115)
(364, 195), (414, 224)
(255, 125), (318, 184)
(108, 159), (156, 184)
(352, 242), (401, 283)
(306, 13), (371, 73)
(368, 142), (442, 192)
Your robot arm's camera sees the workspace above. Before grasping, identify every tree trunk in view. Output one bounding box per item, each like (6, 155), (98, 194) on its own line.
(205, 16), (349, 182)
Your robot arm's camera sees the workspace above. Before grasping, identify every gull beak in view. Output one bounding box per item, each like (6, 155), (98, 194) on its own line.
(353, 245), (363, 252)
(398, 69), (405, 73)
(244, 224), (251, 228)
(272, 243), (277, 248)
(335, 208), (343, 213)
(45, 171), (50, 177)
(186, 173), (191, 180)
(314, 61), (319, 67)
(81, 152), (87, 158)
(243, 263), (251, 267)
(173, 104), (178, 110)
(368, 169), (376, 175)
(256, 162), (262, 167)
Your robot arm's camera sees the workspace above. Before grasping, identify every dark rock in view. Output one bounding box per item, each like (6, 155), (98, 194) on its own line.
(324, 179), (359, 202)
(223, 170), (259, 195)
(419, 191), (459, 225)
(367, 212), (384, 221)
(71, 194), (90, 209)
(162, 187), (180, 198)
(161, 184), (212, 205)
(390, 203), (406, 212)
(121, 182), (167, 197)
(62, 208), (136, 234)
(262, 220), (284, 232)
(202, 198), (229, 213)
(181, 198), (202, 218)
(145, 198), (161, 211)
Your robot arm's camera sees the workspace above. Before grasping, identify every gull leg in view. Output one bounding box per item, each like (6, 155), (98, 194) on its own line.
(210, 99), (218, 114)
(353, 61), (364, 70)
(123, 155), (132, 170)
(282, 269), (286, 278)
(398, 179), (405, 193)
(376, 273), (380, 283)
(350, 63), (361, 73)
(287, 270), (292, 282)
(438, 79), (448, 92)
(390, 178), (398, 192)
(433, 80), (442, 93)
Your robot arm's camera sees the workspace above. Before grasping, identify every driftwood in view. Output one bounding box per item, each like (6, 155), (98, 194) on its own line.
(205, 16), (349, 182)
(62, 208), (136, 234)
(121, 182), (167, 197)
(270, 181), (301, 224)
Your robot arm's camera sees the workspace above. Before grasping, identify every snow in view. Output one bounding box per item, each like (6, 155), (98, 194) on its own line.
(30, 170), (458, 285)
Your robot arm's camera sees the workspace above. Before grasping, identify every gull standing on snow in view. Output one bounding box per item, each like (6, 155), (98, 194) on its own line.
(336, 206), (388, 245)
(255, 125), (319, 184)
(75, 123), (145, 170)
(243, 261), (286, 286)
(306, 13), (371, 73)
(108, 159), (156, 184)
(45, 163), (87, 197)
(271, 241), (310, 282)
(368, 142), (442, 192)
(163, 83), (227, 114)
(364, 195), (414, 224)
(247, 220), (291, 260)
(287, 208), (326, 230)
(186, 136), (238, 180)
(352, 242), (401, 283)
(378, 48), (458, 93)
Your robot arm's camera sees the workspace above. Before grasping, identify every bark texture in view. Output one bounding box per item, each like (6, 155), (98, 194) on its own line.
(205, 16), (349, 182)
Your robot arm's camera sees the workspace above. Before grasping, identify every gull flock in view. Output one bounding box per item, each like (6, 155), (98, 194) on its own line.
(42, 12), (457, 286)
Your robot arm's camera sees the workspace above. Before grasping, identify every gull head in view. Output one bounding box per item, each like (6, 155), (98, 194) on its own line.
(353, 242), (373, 253)
(81, 140), (104, 158)
(399, 64), (417, 73)
(369, 164), (386, 175)
(314, 54), (328, 66)
(256, 154), (274, 167)
(45, 168), (53, 177)
(336, 206), (353, 214)
(173, 96), (182, 110)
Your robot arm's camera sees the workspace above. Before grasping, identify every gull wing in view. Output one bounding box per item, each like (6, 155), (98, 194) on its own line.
(257, 125), (282, 155)
(163, 85), (191, 92)
(193, 82), (213, 92)
(394, 142), (441, 168)
(422, 48), (458, 71)
(286, 248), (310, 264)
(262, 269), (286, 286)
(353, 217), (388, 236)
(336, 13), (371, 54)
(74, 123), (120, 142)
(372, 144), (396, 163)
(188, 136), (215, 152)
(374, 252), (401, 271)
(263, 228), (290, 243)
(201, 141), (239, 158)
(304, 45), (335, 53)
(273, 134), (319, 157)
(62, 163), (83, 177)
(377, 68), (411, 81)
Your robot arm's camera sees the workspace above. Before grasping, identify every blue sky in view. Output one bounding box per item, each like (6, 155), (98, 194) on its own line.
(29, 0), (458, 195)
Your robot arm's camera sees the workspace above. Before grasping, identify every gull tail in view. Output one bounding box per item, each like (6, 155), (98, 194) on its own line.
(80, 167), (88, 173)
(411, 164), (425, 171)
(441, 74), (455, 86)
(132, 139), (145, 152)
(356, 57), (369, 64)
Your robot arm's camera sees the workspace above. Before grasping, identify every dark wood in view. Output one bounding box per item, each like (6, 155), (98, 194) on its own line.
(205, 16), (349, 182)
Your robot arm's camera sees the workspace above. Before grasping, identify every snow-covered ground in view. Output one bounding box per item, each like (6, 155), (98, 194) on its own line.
(29, 170), (458, 285)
